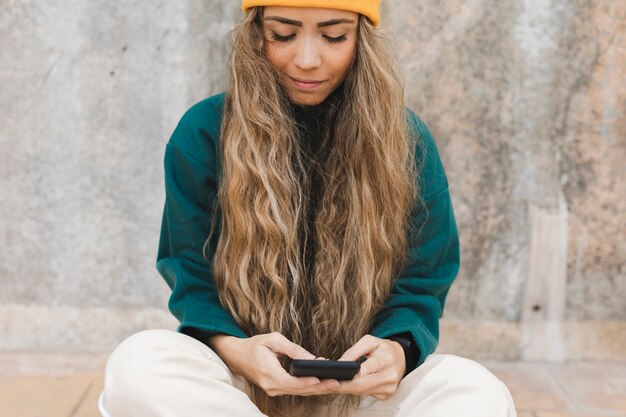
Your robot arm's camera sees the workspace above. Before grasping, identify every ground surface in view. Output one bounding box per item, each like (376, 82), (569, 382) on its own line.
(0, 354), (624, 417)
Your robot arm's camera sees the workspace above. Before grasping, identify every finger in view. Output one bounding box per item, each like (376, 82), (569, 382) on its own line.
(338, 335), (379, 361)
(331, 370), (394, 396)
(283, 374), (322, 389)
(265, 332), (316, 360)
(357, 352), (387, 376)
(310, 379), (341, 395)
(260, 370), (320, 394)
(274, 374), (338, 397)
(289, 378), (340, 396)
(358, 347), (394, 376)
(331, 374), (373, 395)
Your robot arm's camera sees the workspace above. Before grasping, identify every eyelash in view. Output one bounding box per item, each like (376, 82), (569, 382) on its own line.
(271, 32), (347, 44)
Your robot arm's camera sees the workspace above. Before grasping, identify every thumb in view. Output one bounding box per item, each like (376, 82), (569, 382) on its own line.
(266, 333), (316, 360)
(338, 336), (379, 361)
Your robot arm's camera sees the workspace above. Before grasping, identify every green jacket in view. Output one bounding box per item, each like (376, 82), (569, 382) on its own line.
(157, 92), (460, 370)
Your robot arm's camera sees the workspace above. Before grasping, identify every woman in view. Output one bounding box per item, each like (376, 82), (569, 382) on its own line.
(102, 2), (517, 417)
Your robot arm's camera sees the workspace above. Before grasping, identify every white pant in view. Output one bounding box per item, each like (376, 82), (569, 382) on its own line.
(101, 329), (517, 417)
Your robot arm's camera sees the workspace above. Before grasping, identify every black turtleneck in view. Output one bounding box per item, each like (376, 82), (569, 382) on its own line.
(289, 83), (342, 157)
(288, 84), (345, 282)
(291, 107), (329, 284)
(288, 86), (419, 377)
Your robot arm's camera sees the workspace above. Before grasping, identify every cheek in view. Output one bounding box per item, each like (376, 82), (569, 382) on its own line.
(264, 43), (288, 71)
(333, 43), (356, 77)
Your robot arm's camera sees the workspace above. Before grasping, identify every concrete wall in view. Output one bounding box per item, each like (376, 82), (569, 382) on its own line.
(0, 0), (624, 361)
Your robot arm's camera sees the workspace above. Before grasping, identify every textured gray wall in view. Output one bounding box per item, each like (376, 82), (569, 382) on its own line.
(0, 0), (624, 361)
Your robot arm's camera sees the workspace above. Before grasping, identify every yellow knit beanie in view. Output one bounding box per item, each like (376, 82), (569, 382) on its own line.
(242, 0), (380, 27)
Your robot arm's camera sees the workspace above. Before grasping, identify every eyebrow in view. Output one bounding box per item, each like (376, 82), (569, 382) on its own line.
(264, 16), (356, 27)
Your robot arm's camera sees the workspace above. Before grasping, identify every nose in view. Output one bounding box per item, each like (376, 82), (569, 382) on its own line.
(293, 37), (322, 70)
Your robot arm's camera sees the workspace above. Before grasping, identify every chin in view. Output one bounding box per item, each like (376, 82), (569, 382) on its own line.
(291, 97), (324, 106)
(293, 98), (323, 106)
(288, 92), (327, 106)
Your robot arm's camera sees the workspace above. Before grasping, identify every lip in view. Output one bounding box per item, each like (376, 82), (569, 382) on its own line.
(289, 76), (325, 90)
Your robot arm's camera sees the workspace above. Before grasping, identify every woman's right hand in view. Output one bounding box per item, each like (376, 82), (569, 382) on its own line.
(209, 332), (340, 397)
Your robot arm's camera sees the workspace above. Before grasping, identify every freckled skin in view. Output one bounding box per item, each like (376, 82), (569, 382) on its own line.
(262, 6), (358, 106)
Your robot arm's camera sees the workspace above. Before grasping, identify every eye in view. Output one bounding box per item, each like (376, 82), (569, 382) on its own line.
(324, 35), (347, 44)
(271, 32), (296, 42)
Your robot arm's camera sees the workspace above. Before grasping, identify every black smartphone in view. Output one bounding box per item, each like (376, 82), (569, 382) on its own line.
(288, 359), (361, 380)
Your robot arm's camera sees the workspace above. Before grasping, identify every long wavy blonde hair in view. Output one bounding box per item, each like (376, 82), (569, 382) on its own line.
(206, 7), (421, 417)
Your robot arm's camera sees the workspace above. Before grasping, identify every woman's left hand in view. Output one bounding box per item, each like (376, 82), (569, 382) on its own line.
(326, 334), (406, 400)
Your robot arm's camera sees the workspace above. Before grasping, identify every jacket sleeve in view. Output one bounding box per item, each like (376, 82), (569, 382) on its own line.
(369, 111), (460, 369)
(156, 117), (248, 341)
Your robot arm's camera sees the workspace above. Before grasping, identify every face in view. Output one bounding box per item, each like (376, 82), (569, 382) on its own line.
(262, 6), (358, 106)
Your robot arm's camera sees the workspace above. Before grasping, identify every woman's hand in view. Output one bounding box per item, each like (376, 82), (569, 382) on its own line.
(209, 332), (340, 397)
(328, 334), (406, 400)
